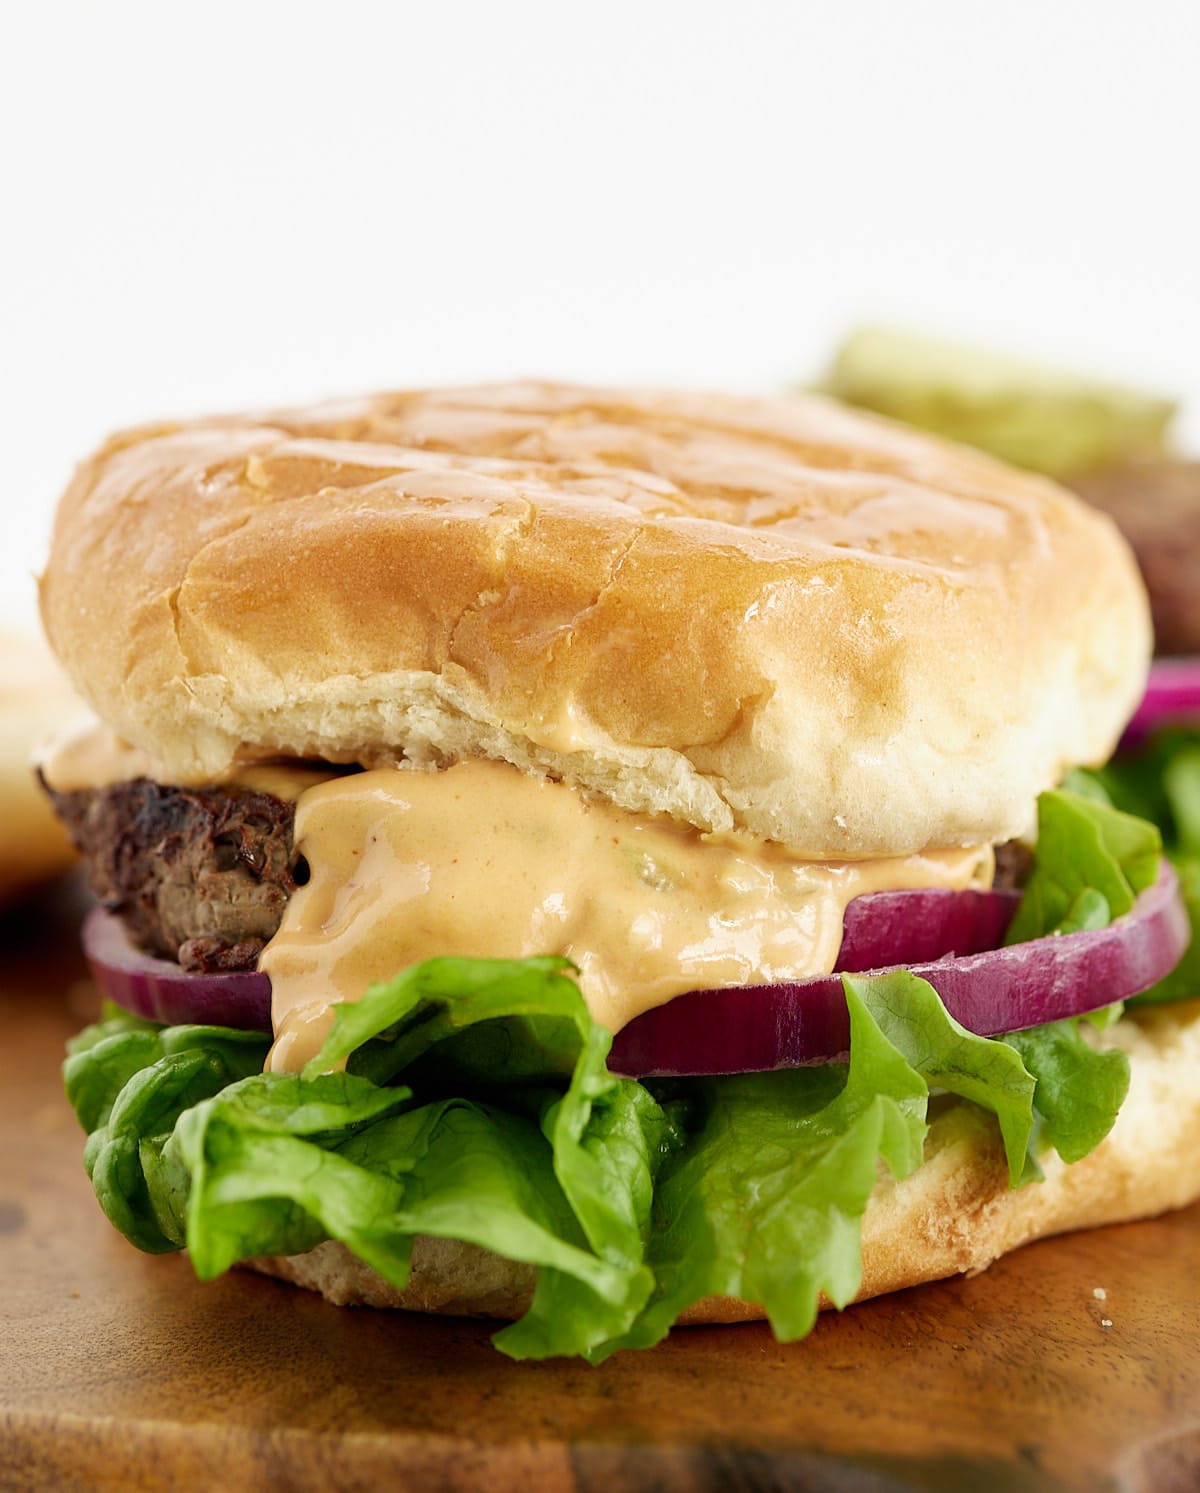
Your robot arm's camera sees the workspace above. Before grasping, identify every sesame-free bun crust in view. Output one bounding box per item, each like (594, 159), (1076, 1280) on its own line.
(41, 384), (1149, 857)
(246, 1001), (1200, 1326)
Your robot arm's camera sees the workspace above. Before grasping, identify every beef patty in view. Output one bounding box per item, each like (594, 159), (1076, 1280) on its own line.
(44, 775), (302, 972)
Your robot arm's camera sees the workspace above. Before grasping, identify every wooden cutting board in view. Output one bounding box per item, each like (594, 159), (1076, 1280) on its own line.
(3, 886), (1199, 1492)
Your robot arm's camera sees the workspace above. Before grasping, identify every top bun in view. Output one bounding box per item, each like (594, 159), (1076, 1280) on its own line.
(40, 383), (1149, 858)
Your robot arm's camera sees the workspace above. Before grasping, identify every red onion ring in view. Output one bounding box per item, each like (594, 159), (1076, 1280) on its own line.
(83, 908), (272, 1031)
(1121, 656), (1200, 748)
(83, 862), (1188, 1080)
(81, 885), (1021, 1036)
(836, 885), (1019, 972)
(608, 860), (1189, 1078)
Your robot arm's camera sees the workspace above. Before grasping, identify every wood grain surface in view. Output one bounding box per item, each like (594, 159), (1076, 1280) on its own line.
(2, 883), (1199, 1493)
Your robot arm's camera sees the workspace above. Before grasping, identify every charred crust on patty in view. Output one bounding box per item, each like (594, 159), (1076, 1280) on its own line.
(41, 772), (300, 971)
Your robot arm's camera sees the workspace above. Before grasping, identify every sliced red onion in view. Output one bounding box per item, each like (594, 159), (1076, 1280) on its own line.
(835, 886), (1019, 972)
(83, 862), (1188, 1078)
(83, 908), (271, 1031)
(608, 860), (1189, 1078)
(82, 887), (1020, 1037)
(1121, 656), (1200, 748)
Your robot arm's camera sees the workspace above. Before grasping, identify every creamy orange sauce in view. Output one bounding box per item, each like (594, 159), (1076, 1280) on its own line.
(39, 718), (335, 802)
(38, 718), (158, 791)
(224, 763), (343, 802)
(262, 760), (992, 1072)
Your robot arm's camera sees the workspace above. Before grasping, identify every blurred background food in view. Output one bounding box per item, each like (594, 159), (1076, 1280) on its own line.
(0, 633), (81, 905)
(1071, 460), (1200, 656)
(822, 326), (1177, 480)
(822, 326), (1200, 657)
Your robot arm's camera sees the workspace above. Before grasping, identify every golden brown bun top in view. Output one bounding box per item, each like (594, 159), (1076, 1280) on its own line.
(40, 383), (1150, 857)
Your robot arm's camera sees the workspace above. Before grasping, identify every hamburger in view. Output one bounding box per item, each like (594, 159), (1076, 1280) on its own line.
(38, 383), (1200, 1360)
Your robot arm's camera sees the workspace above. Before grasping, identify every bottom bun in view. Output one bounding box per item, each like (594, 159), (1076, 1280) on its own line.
(246, 1000), (1200, 1327)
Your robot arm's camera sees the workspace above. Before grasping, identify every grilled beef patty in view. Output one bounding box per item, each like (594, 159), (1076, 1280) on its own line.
(43, 775), (302, 972)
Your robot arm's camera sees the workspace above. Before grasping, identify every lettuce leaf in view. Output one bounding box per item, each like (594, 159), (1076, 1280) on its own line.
(67, 1016), (272, 1251)
(1075, 730), (1200, 1007)
(1005, 788), (1160, 944)
(845, 971), (1035, 1186)
(1001, 1020), (1130, 1176)
(64, 1011), (270, 1134)
(312, 954), (586, 1083)
(314, 955), (665, 1353)
(590, 982), (928, 1358)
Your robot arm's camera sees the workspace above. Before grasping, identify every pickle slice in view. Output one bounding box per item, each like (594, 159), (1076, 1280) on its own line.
(823, 326), (1176, 478)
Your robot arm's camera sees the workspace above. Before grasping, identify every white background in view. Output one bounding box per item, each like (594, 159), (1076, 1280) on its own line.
(2, 1), (1197, 630)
